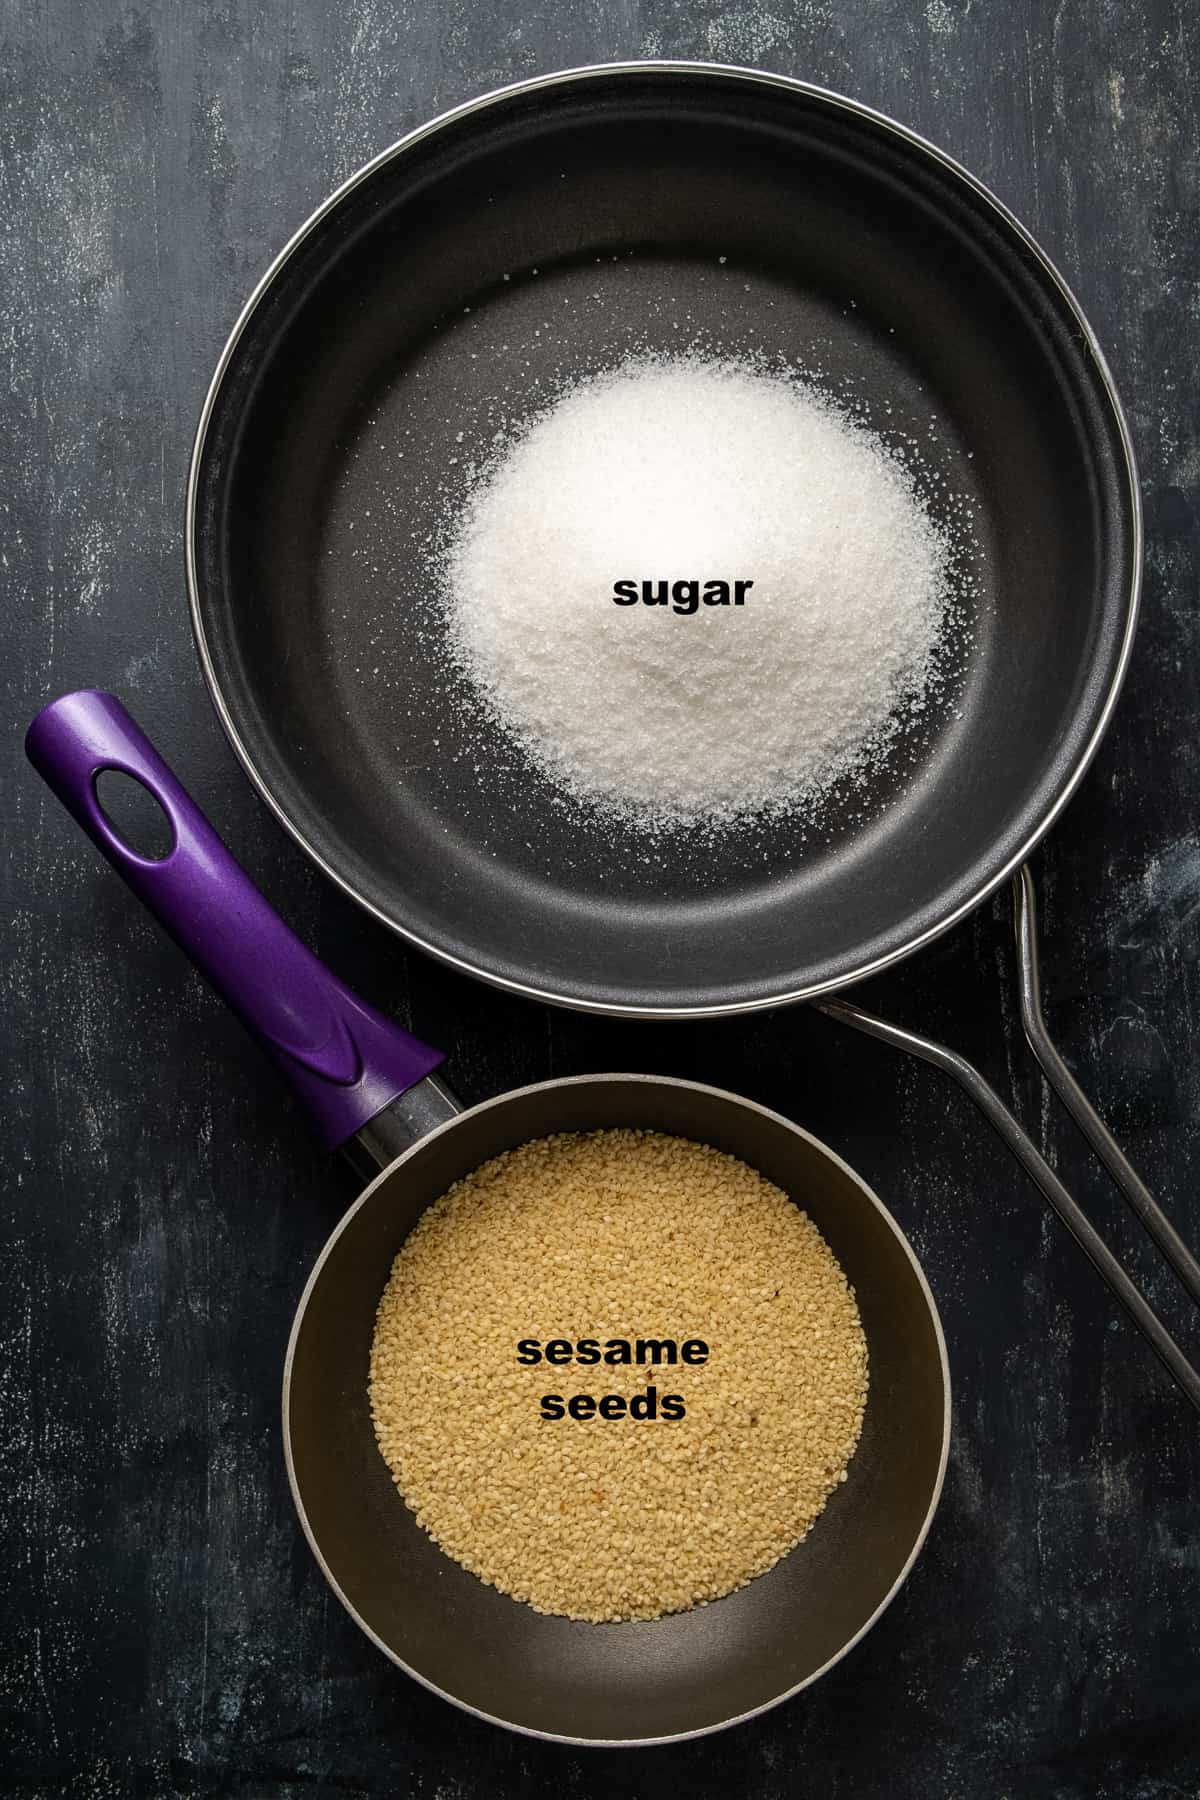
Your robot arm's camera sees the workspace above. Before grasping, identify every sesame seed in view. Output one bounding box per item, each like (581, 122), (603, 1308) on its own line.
(369, 1130), (868, 1622)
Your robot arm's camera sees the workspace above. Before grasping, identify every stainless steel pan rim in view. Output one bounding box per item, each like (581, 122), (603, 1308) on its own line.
(280, 1071), (952, 1748)
(187, 60), (1143, 1020)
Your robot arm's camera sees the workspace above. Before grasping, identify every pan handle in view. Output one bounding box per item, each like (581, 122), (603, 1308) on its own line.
(25, 690), (446, 1153)
(816, 866), (1200, 1416)
(1011, 866), (1200, 1304)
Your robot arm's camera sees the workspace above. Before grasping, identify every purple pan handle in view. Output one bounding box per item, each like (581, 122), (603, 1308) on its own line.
(25, 690), (445, 1151)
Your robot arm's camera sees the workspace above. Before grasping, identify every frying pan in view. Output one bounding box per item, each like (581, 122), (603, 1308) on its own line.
(188, 61), (1140, 1016)
(182, 61), (1200, 1412)
(26, 690), (949, 1746)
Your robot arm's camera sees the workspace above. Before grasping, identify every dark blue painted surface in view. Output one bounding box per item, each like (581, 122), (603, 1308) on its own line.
(2, 3), (1198, 1793)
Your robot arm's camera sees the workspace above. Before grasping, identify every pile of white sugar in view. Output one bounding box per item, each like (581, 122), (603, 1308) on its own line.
(442, 356), (961, 829)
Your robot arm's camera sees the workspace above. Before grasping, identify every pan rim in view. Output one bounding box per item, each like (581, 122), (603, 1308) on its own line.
(187, 59), (1143, 1019)
(281, 1070), (952, 1746)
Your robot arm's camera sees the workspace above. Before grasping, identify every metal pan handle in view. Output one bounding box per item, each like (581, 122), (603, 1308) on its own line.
(1011, 867), (1200, 1305)
(26, 690), (447, 1153)
(817, 866), (1200, 1416)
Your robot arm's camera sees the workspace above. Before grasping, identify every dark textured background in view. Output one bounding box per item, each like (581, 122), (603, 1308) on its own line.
(3, 2), (1199, 1795)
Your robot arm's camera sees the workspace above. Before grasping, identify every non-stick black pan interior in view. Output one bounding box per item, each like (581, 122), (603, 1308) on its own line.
(285, 1078), (948, 1743)
(192, 66), (1137, 1012)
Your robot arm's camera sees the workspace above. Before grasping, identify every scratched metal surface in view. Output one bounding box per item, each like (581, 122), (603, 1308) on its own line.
(2, 1), (1198, 1794)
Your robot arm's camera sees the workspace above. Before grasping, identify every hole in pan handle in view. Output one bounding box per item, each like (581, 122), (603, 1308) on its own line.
(817, 878), (1200, 1417)
(25, 690), (448, 1156)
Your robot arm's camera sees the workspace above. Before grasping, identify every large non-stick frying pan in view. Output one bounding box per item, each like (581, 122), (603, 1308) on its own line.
(185, 59), (1200, 1390)
(187, 62), (1140, 1016)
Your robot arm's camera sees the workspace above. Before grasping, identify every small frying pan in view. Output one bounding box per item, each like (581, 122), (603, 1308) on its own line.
(27, 690), (949, 1746)
(188, 61), (1139, 1016)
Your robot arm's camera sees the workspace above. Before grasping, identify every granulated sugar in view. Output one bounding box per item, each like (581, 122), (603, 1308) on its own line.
(442, 355), (962, 829)
(369, 1130), (868, 1623)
